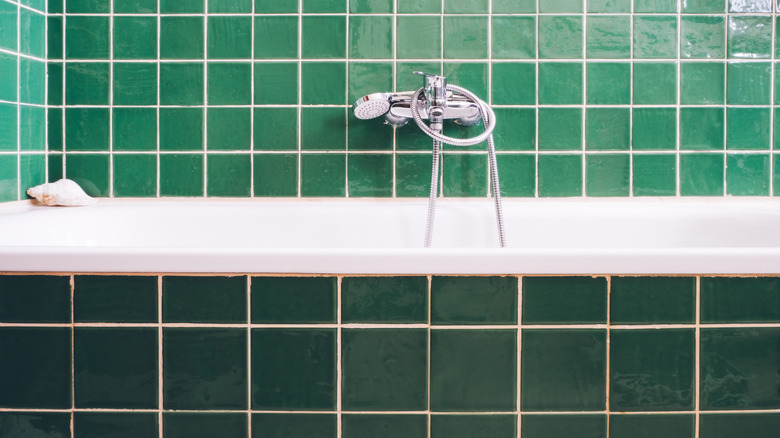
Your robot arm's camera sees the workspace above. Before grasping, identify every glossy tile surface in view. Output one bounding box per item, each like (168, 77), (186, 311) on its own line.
(341, 276), (427, 323)
(431, 276), (517, 325)
(522, 276), (607, 324)
(163, 276), (247, 323)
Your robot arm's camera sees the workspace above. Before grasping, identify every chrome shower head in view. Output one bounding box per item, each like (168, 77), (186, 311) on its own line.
(353, 93), (391, 119)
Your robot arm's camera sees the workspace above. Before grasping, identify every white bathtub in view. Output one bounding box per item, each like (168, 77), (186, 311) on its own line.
(1, 198), (779, 274)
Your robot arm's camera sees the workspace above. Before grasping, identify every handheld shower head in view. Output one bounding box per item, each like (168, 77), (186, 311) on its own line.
(353, 93), (391, 119)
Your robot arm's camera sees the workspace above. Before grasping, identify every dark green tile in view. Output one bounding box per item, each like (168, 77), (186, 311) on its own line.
(444, 62), (488, 100)
(586, 62), (630, 105)
(75, 413), (157, 438)
(208, 62), (251, 105)
(0, 328), (71, 409)
(207, 16), (251, 59)
(430, 330), (516, 411)
(113, 154), (156, 196)
(727, 62), (771, 105)
(523, 276), (607, 324)
(342, 277), (427, 323)
(302, 16), (345, 59)
(160, 108), (203, 151)
(700, 413), (780, 438)
(74, 276), (157, 323)
(252, 328), (336, 410)
(443, 16), (488, 59)
(160, 62), (204, 105)
(493, 17), (535, 59)
(160, 16), (204, 59)
(587, 16), (630, 59)
(633, 108), (676, 150)
(66, 16), (109, 59)
(65, 108), (110, 152)
(254, 17), (298, 59)
(254, 62), (298, 105)
(160, 153), (204, 197)
(538, 108), (582, 151)
(66, 154), (110, 197)
(252, 414), (336, 438)
(701, 328), (780, 409)
(254, 108), (297, 150)
(161, 0), (203, 12)
(728, 16), (772, 59)
(681, 62), (725, 104)
(727, 108), (770, 150)
(521, 330), (607, 411)
(610, 415), (693, 438)
(207, 108), (251, 151)
(19, 106), (44, 151)
(442, 154), (487, 197)
(301, 108), (346, 150)
(164, 413), (247, 438)
(113, 62), (157, 105)
(302, 62), (346, 105)
(634, 16), (677, 58)
(253, 154), (298, 197)
(611, 329), (694, 411)
(255, 0), (298, 12)
(522, 415), (606, 438)
(395, 153), (432, 198)
(342, 329), (427, 411)
(350, 16), (392, 59)
(496, 154), (535, 197)
(431, 276), (517, 325)
(300, 153), (346, 197)
(113, 16), (157, 60)
(347, 120), (393, 153)
(680, 108), (724, 150)
(679, 153), (724, 196)
(163, 276), (246, 323)
(0, 413), (71, 438)
(539, 62), (582, 105)
(701, 277), (780, 323)
(113, 108), (157, 151)
(431, 415), (516, 438)
(348, 61), (393, 109)
(633, 62), (677, 104)
(538, 154), (582, 197)
(611, 277), (695, 324)
(0, 275), (70, 323)
(491, 62), (535, 105)
(586, 154), (630, 197)
(66, 0), (109, 12)
(48, 17), (63, 60)
(681, 16), (725, 59)
(397, 16), (440, 59)
(348, 154), (392, 197)
(303, 0), (344, 12)
(114, 0), (157, 13)
(207, 154), (251, 197)
(342, 414), (426, 438)
(586, 108), (630, 150)
(163, 328), (247, 410)
(251, 276), (336, 324)
(350, 0), (393, 13)
(682, 0), (725, 12)
(493, 109), (535, 152)
(209, 0), (253, 12)
(726, 153), (770, 196)
(539, 16), (582, 58)
(74, 328), (158, 409)
(633, 154), (677, 196)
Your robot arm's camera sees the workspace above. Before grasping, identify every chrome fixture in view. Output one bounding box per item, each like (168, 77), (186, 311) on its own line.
(353, 72), (507, 248)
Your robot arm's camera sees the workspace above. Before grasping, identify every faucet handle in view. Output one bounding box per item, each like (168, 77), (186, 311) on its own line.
(412, 71), (447, 108)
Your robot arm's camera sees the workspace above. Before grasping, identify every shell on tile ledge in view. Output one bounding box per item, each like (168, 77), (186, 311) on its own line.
(26, 179), (97, 207)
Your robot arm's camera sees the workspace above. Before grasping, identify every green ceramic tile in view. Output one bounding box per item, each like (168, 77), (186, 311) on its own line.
(492, 17), (535, 59)
(522, 415), (606, 438)
(444, 62), (488, 100)
(0, 328), (71, 408)
(207, 108), (251, 150)
(208, 16), (251, 59)
(680, 108), (724, 150)
(48, 17), (63, 60)
(113, 63), (157, 105)
(633, 154), (677, 196)
(702, 277), (780, 322)
(160, 17), (203, 59)
(523, 276), (607, 324)
(66, 0), (109, 12)
(700, 414), (780, 438)
(728, 108), (770, 150)
(342, 414), (426, 438)
(350, 0), (393, 13)
(729, 0), (772, 12)
(396, 62), (440, 91)
(251, 277), (336, 323)
(728, 16), (772, 58)
(342, 329), (427, 411)
(430, 330), (516, 411)
(49, 153), (64, 181)
(633, 108), (676, 150)
(114, 16), (157, 60)
(348, 154), (393, 197)
(0, 156), (17, 201)
(301, 108), (346, 151)
(496, 154), (535, 197)
(74, 276), (157, 323)
(538, 108), (582, 151)
(161, 0), (204, 13)
(521, 330), (607, 410)
(252, 328), (336, 410)
(726, 154), (770, 195)
(682, 0), (725, 12)
(0, 53), (16, 102)
(207, 154), (251, 197)
(65, 63), (109, 105)
(19, 58), (44, 105)
(679, 153), (724, 196)
(348, 120), (393, 152)
(208, 62), (251, 105)
(493, 0), (535, 12)
(350, 16), (392, 59)
(74, 413), (157, 438)
(397, 16), (441, 59)
(443, 16), (488, 59)
(586, 62), (629, 105)
(610, 415), (694, 438)
(209, 0), (253, 13)
(66, 16), (110, 59)
(540, 0), (583, 12)
(74, 328), (157, 409)
(160, 63), (204, 105)
(252, 414), (336, 438)
(395, 153), (432, 197)
(681, 16), (726, 59)
(586, 108), (629, 151)
(538, 154), (582, 197)
(0, 275), (70, 323)
(587, 16), (630, 59)
(254, 0), (297, 12)
(397, 0), (440, 12)
(586, 154), (630, 197)
(19, 9), (44, 58)
(0, 2), (16, 52)
(431, 276), (517, 325)
(633, 63), (677, 104)
(538, 16), (582, 59)
(727, 62), (771, 105)
(253, 154), (298, 197)
(589, 0), (630, 12)
(0, 413), (71, 438)
(253, 62), (297, 105)
(0, 104), (16, 152)
(19, 154), (45, 192)
(442, 153), (487, 197)
(634, 16), (677, 59)
(493, 109), (535, 152)
(303, 0), (344, 12)
(491, 62), (535, 105)
(302, 62), (346, 105)
(773, 155), (780, 193)
(681, 62), (725, 104)
(348, 61), (393, 109)
(47, 62), (63, 106)
(254, 108), (297, 150)
(610, 329), (695, 411)
(302, 16), (345, 59)
(165, 413), (247, 438)
(66, 154), (109, 197)
(114, 154), (157, 197)
(254, 17), (298, 59)
(431, 415), (516, 438)
(18, 106), (44, 151)
(301, 153), (346, 197)
(701, 328), (780, 409)
(341, 277), (427, 323)
(163, 276), (246, 323)
(539, 63), (582, 104)
(163, 328), (247, 409)
(160, 153), (204, 196)
(114, 0), (157, 13)
(443, 0), (486, 12)
(611, 277), (695, 323)
(160, 108), (204, 151)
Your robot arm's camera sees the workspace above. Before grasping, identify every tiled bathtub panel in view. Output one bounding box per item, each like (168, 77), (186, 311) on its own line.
(3, 273), (780, 438)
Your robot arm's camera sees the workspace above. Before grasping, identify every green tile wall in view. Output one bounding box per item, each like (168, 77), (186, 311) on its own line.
(3, 273), (780, 438)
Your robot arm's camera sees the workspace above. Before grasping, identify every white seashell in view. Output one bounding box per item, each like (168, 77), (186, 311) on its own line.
(26, 179), (97, 207)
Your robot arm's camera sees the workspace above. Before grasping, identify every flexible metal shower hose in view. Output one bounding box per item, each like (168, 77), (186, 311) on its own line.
(410, 85), (507, 248)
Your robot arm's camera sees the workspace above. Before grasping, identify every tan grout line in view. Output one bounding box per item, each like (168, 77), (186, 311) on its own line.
(695, 275), (701, 438)
(158, 274), (164, 437)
